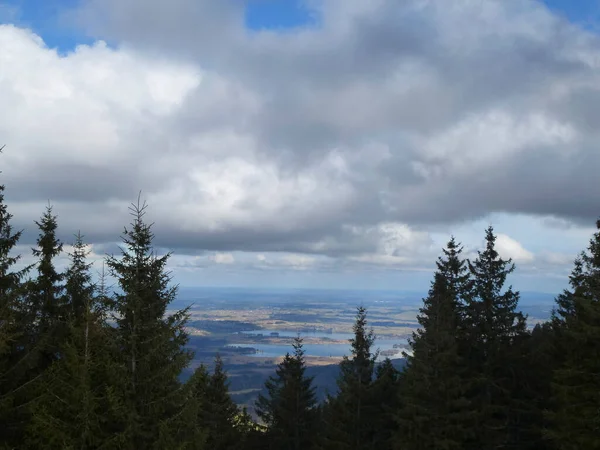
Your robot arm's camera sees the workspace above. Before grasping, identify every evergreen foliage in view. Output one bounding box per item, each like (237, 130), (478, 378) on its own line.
(0, 147), (30, 446)
(323, 306), (378, 449)
(2, 156), (600, 450)
(548, 219), (600, 449)
(256, 337), (318, 450)
(203, 354), (245, 449)
(105, 198), (193, 449)
(397, 237), (470, 450)
(371, 358), (400, 450)
(461, 226), (527, 449)
(27, 234), (120, 449)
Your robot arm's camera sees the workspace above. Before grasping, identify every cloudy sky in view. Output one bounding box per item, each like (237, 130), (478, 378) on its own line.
(1, 0), (599, 293)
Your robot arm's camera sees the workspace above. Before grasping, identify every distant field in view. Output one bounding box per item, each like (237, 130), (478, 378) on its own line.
(172, 286), (555, 413)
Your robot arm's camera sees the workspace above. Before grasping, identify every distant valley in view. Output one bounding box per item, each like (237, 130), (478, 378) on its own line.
(174, 286), (555, 414)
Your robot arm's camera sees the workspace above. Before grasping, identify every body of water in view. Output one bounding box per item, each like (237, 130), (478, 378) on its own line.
(227, 335), (408, 361)
(238, 329), (354, 340)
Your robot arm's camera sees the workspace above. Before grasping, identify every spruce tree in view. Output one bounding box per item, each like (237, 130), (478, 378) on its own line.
(202, 354), (245, 450)
(2, 204), (65, 445)
(396, 237), (470, 450)
(462, 226), (527, 449)
(26, 233), (120, 449)
(256, 337), (318, 450)
(548, 219), (600, 449)
(106, 198), (192, 449)
(371, 358), (400, 450)
(0, 147), (30, 446)
(28, 204), (65, 338)
(324, 306), (377, 449)
(512, 323), (555, 450)
(179, 365), (209, 449)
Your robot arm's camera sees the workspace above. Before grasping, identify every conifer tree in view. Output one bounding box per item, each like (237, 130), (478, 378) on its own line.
(202, 354), (245, 450)
(26, 233), (120, 449)
(548, 219), (600, 449)
(0, 147), (30, 446)
(462, 226), (527, 449)
(106, 198), (192, 449)
(512, 323), (555, 450)
(179, 365), (209, 449)
(371, 358), (400, 450)
(256, 337), (318, 450)
(3, 204), (65, 445)
(396, 237), (470, 450)
(324, 306), (377, 449)
(28, 204), (65, 336)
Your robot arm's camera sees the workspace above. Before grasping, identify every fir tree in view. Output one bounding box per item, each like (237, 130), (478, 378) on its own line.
(179, 365), (209, 450)
(548, 219), (600, 449)
(2, 204), (65, 445)
(396, 237), (470, 450)
(26, 233), (120, 449)
(324, 306), (377, 450)
(202, 354), (245, 450)
(30, 204), (65, 333)
(462, 226), (527, 449)
(371, 358), (400, 450)
(106, 198), (192, 449)
(256, 337), (318, 450)
(0, 147), (30, 446)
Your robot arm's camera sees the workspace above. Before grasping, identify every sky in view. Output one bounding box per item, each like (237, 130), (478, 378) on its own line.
(1, 0), (600, 293)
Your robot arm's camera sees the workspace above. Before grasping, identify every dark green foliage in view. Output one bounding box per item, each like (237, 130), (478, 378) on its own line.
(105, 198), (193, 449)
(203, 355), (246, 449)
(0, 148), (30, 446)
(179, 365), (209, 449)
(26, 233), (122, 449)
(371, 358), (400, 449)
(510, 322), (555, 450)
(461, 226), (527, 449)
(548, 219), (600, 449)
(31, 204), (65, 326)
(256, 337), (318, 450)
(1, 204), (66, 445)
(323, 306), (377, 449)
(397, 237), (470, 450)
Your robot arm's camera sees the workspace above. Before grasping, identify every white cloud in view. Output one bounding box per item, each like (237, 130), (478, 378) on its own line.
(495, 233), (535, 263)
(2, 0), (600, 290)
(210, 252), (235, 264)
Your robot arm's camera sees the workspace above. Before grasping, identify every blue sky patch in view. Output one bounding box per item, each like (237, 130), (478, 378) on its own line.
(543, 0), (600, 31)
(0, 0), (94, 53)
(244, 0), (318, 31)
(0, 0), (598, 54)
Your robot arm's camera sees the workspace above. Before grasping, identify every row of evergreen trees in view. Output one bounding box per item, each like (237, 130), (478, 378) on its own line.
(256, 225), (600, 450)
(1, 152), (599, 449)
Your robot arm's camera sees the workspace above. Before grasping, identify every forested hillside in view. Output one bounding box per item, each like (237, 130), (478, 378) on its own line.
(1, 160), (599, 449)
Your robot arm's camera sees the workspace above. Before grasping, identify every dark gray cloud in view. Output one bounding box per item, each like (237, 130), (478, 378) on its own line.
(1, 0), (599, 265)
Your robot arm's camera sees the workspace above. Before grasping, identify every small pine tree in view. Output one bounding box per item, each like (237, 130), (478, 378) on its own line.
(106, 198), (193, 449)
(371, 358), (400, 450)
(548, 219), (600, 449)
(179, 365), (210, 449)
(396, 237), (470, 450)
(202, 355), (244, 450)
(256, 337), (318, 450)
(30, 204), (65, 332)
(324, 306), (377, 450)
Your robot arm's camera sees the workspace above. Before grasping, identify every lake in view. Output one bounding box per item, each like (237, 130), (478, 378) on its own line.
(228, 331), (408, 361)
(238, 329), (355, 340)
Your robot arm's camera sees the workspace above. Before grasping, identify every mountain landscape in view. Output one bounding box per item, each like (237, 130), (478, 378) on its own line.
(2, 0), (600, 448)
